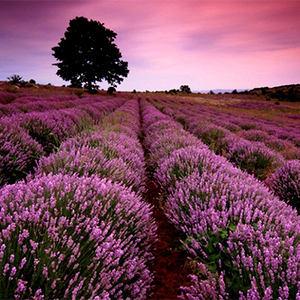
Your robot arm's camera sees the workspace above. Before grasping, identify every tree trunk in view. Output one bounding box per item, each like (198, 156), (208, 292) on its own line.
(87, 81), (93, 94)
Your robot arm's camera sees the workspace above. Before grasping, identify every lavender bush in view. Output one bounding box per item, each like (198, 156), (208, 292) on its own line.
(76, 104), (105, 123)
(265, 137), (300, 160)
(0, 104), (21, 118)
(0, 118), (44, 186)
(154, 145), (221, 192)
(12, 111), (75, 154)
(191, 123), (230, 155)
(265, 160), (300, 210)
(239, 129), (269, 142)
(221, 134), (284, 180)
(167, 168), (300, 299)
(236, 130), (300, 160)
(0, 173), (157, 299)
(35, 140), (146, 194)
(59, 108), (94, 133)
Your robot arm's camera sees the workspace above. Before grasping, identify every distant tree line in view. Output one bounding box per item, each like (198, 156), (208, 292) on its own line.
(163, 85), (192, 95)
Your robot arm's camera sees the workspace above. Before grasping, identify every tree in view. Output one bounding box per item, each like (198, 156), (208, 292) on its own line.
(52, 16), (129, 92)
(180, 85), (191, 93)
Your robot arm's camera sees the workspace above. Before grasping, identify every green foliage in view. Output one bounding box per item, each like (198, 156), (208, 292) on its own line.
(201, 127), (226, 152)
(184, 225), (251, 298)
(229, 147), (278, 180)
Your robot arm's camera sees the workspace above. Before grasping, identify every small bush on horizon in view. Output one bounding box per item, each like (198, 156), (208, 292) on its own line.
(107, 86), (116, 94)
(7, 74), (23, 85)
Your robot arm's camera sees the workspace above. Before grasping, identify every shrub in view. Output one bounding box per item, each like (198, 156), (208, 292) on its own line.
(0, 173), (157, 299)
(35, 142), (146, 194)
(7, 74), (23, 85)
(167, 168), (300, 299)
(107, 86), (116, 94)
(192, 124), (229, 154)
(154, 146), (226, 193)
(74, 89), (85, 98)
(15, 111), (77, 154)
(0, 118), (44, 185)
(266, 160), (300, 210)
(222, 135), (284, 180)
(240, 129), (268, 142)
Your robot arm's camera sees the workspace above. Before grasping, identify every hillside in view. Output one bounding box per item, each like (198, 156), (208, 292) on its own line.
(247, 83), (300, 102)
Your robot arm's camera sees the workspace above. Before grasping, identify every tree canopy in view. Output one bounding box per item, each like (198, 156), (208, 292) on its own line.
(52, 16), (129, 92)
(180, 85), (192, 93)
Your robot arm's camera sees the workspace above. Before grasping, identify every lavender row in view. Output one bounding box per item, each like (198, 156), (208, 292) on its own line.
(149, 96), (300, 152)
(35, 99), (147, 194)
(0, 93), (117, 117)
(140, 99), (300, 299)
(0, 98), (126, 186)
(0, 174), (156, 299)
(3, 97), (127, 153)
(147, 97), (300, 205)
(0, 99), (157, 299)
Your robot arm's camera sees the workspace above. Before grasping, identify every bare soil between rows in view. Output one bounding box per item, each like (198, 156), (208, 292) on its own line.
(139, 100), (191, 299)
(145, 177), (191, 299)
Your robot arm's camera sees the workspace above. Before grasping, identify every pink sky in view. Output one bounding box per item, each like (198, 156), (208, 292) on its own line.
(0, 1), (299, 91)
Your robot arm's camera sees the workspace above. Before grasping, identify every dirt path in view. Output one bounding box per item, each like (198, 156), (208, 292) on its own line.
(138, 101), (191, 299)
(145, 177), (191, 299)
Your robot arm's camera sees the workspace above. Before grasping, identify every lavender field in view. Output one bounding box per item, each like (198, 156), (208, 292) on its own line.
(1, 82), (300, 299)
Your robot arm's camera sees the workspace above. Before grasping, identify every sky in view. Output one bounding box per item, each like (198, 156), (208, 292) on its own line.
(0, 0), (300, 92)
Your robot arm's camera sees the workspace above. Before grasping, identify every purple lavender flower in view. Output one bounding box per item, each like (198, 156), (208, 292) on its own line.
(0, 173), (157, 299)
(222, 134), (284, 180)
(140, 98), (300, 299)
(265, 160), (300, 210)
(0, 118), (44, 185)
